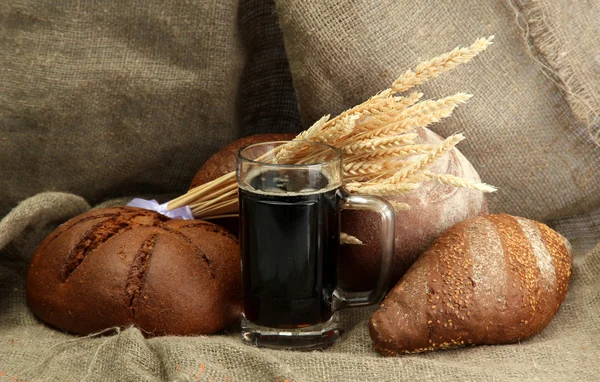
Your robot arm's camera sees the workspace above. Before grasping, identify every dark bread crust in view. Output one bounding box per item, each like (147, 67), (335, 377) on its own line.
(26, 207), (241, 336)
(189, 133), (296, 235)
(189, 133), (296, 189)
(369, 214), (572, 355)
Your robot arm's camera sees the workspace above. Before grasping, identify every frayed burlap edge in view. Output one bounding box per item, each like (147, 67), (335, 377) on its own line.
(508, 0), (600, 145)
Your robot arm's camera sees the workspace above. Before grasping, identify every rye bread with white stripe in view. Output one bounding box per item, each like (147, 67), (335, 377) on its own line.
(369, 214), (572, 355)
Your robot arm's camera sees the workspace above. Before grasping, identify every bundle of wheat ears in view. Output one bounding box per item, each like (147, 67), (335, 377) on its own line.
(168, 36), (497, 221)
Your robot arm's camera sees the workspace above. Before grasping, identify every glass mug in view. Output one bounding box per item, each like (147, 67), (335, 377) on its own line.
(237, 141), (395, 350)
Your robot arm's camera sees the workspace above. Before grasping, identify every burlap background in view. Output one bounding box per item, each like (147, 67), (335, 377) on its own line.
(0, 0), (272, 217)
(515, 0), (600, 144)
(1, 0), (599, 380)
(275, 0), (600, 222)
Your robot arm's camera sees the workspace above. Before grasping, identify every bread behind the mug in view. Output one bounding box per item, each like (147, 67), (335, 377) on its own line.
(340, 127), (488, 291)
(190, 133), (296, 189)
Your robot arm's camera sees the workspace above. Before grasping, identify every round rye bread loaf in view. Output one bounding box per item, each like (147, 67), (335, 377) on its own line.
(369, 214), (573, 355)
(340, 127), (488, 291)
(190, 133), (297, 189)
(26, 207), (241, 336)
(190, 133), (296, 234)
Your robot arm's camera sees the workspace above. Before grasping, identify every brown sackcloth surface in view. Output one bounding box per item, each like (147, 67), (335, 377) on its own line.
(1, 0), (599, 381)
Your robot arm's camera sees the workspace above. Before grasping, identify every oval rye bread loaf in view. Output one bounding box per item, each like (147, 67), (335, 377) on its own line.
(340, 127), (488, 291)
(26, 206), (241, 336)
(369, 214), (572, 355)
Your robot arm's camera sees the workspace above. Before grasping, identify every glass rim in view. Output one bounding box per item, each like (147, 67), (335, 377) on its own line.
(236, 140), (343, 168)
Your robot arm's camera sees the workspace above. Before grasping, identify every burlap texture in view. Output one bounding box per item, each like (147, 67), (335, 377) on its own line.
(0, 0), (246, 217)
(1, 193), (598, 381)
(514, 0), (600, 144)
(2, 0), (600, 380)
(275, 0), (600, 222)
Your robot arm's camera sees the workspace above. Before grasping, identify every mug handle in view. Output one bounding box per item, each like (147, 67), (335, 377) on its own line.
(332, 191), (396, 311)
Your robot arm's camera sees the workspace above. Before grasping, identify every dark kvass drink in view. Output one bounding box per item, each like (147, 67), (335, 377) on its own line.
(239, 169), (340, 328)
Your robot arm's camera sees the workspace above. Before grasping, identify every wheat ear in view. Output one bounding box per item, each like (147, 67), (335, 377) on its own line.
(391, 36), (494, 93)
(359, 93), (472, 139)
(353, 144), (437, 161)
(166, 36), (496, 220)
(342, 133), (418, 155)
(343, 161), (384, 177)
(384, 133), (465, 183)
(423, 171), (497, 192)
(389, 201), (411, 211)
(353, 92), (424, 132)
(340, 232), (363, 245)
(296, 114), (330, 140)
(344, 182), (421, 195)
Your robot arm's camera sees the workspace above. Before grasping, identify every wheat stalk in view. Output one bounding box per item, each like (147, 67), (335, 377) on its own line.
(167, 36), (496, 219)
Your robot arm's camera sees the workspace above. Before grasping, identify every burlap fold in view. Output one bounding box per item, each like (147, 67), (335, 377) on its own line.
(0, 195), (598, 380)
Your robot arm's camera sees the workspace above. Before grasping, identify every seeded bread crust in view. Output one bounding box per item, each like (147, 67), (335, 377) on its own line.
(369, 214), (572, 355)
(26, 207), (241, 336)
